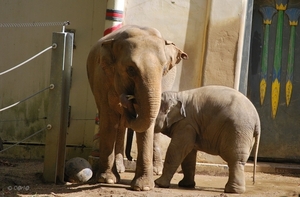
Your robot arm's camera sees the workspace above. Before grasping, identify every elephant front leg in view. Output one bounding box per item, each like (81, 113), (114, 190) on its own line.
(225, 161), (246, 193)
(97, 112), (120, 184)
(153, 132), (163, 175)
(178, 149), (197, 188)
(155, 125), (196, 188)
(131, 127), (154, 191)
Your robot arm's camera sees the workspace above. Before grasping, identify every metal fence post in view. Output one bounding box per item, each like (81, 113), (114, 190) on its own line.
(43, 32), (73, 183)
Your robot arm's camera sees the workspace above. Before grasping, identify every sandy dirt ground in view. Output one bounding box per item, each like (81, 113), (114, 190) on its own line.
(1, 158), (300, 197)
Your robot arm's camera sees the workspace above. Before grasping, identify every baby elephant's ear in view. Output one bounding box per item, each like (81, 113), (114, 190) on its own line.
(166, 100), (186, 128)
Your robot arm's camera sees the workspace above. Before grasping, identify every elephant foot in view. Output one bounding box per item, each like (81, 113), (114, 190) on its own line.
(115, 154), (126, 173)
(153, 161), (163, 175)
(224, 182), (245, 194)
(97, 171), (120, 184)
(225, 161), (246, 193)
(131, 175), (154, 191)
(178, 178), (195, 188)
(154, 176), (170, 188)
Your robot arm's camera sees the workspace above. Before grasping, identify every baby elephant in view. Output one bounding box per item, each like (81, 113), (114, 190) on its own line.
(154, 85), (260, 194)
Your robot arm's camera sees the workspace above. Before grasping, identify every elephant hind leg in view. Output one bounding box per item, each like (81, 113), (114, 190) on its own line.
(115, 126), (126, 173)
(225, 161), (246, 193)
(178, 149), (197, 188)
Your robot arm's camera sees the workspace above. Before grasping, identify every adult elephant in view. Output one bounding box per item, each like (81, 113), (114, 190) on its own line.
(87, 25), (188, 191)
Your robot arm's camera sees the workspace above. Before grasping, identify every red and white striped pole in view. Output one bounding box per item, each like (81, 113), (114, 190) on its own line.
(103, 0), (124, 36)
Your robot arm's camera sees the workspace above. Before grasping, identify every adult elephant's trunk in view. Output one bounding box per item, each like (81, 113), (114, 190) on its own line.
(122, 75), (162, 133)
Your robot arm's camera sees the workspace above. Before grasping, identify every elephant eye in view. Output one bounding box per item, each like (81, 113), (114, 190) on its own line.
(126, 66), (137, 77)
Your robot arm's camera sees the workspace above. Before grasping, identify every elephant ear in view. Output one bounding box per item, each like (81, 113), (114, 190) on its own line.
(100, 38), (116, 63)
(99, 38), (117, 81)
(164, 40), (188, 75)
(166, 99), (186, 128)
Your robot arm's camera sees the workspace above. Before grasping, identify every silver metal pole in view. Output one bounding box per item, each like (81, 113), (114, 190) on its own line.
(236, 0), (254, 95)
(43, 32), (73, 183)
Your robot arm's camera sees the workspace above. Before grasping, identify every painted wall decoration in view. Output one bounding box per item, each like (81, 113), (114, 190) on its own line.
(258, 0), (299, 118)
(285, 8), (300, 106)
(271, 0), (287, 118)
(248, 0), (300, 161)
(259, 6), (276, 105)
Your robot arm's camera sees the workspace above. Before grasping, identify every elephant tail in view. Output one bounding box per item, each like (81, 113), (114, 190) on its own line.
(252, 122), (261, 185)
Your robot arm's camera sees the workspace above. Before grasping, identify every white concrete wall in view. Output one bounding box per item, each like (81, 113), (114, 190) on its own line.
(124, 0), (249, 164)
(203, 0), (244, 87)
(125, 0), (209, 91)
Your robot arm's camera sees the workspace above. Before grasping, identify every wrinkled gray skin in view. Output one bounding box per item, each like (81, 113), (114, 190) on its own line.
(154, 86), (260, 194)
(87, 25), (188, 191)
(119, 67), (178, 175)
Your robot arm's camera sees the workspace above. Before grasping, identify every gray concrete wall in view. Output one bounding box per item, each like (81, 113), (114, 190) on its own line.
(0, 0), (104, 159)
(0, 0), (250, 165)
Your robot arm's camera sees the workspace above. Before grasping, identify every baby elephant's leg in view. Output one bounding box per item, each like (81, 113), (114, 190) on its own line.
(178, 149), (197, 188)
(153, 132), (163, 175)
(225, 160), (246, 193)
(155, 125), (196, 188)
